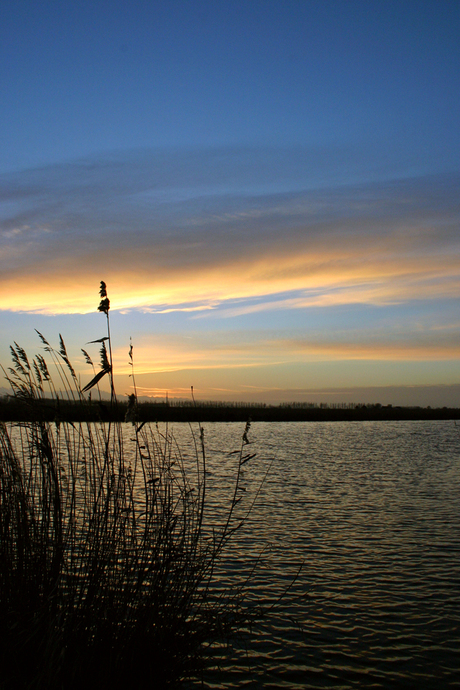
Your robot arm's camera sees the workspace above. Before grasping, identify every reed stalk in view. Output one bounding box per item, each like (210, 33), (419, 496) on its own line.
(0, 283), (267, 689)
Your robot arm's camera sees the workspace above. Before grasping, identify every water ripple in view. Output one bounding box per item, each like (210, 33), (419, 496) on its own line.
(184, 421), (460, 689)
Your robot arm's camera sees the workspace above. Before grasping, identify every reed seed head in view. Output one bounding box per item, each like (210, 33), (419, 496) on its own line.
(98, 281), (110, 313)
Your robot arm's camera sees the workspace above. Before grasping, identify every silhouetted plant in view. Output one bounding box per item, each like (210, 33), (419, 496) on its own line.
(0, 283), (267, 689)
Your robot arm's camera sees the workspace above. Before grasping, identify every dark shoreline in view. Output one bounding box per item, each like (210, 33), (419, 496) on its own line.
(1, 398), (459, 423)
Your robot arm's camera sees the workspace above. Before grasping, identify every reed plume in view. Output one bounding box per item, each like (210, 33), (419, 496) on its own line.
(0, 282), (267, 690)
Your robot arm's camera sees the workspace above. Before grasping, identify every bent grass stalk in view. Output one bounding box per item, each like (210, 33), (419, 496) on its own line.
(0, 283), (282, 690)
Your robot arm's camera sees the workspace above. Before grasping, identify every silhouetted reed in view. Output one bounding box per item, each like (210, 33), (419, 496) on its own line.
(0, 284), (264, 689)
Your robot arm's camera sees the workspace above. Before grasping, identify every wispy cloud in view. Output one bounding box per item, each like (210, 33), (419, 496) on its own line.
(106, 322), (460, 381)
(1, 149), (459, 315)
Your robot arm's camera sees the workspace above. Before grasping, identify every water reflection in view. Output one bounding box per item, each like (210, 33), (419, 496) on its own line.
(6, 419), (458, 688)
(182, 420), (460, 689)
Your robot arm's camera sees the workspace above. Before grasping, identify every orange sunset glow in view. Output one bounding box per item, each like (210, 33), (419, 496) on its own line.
(1, 2), (459, 408)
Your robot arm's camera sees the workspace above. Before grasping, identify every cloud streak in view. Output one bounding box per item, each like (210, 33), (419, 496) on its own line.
(1, 149), (459, 316)
(1, 148), (459, 408)
(107, 323), (460, 381)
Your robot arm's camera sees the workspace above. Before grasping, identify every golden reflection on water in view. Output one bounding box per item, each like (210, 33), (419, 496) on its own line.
(7, 419), (458, 688)
(179, 420), (460, 689)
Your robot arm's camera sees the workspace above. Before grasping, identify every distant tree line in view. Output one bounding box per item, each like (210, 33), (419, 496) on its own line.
(0, 395), (459, 423)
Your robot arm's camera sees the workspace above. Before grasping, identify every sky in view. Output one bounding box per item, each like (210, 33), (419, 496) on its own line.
(1, 0), (459, 406)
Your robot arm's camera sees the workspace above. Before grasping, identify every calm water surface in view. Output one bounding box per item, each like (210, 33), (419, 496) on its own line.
(8, 419), (458, 687)
(179, 420), (460, 689)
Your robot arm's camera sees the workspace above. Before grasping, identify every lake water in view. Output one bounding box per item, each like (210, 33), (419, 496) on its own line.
(4, 418), (459, 688)
(179, 420), (460, 689)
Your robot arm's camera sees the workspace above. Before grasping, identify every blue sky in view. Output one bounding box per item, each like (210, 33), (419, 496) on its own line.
(1, 0), (459, 405)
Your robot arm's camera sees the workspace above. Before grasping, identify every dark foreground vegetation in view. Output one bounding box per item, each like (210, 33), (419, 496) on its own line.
(1, 396), (459, 423)
(0, 284), (289, 689)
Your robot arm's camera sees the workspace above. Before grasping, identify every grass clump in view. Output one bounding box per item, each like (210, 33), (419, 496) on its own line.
(0, 283), (263, 689)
